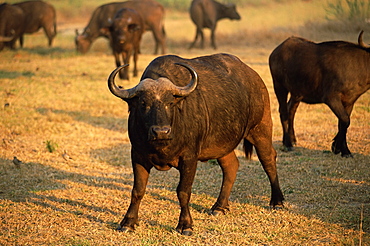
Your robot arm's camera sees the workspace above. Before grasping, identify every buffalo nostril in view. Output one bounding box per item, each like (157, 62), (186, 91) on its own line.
(151, 125), (171, 137)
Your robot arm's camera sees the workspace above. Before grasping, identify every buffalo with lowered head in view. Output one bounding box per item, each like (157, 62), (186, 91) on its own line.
(13, 0), (57, 47)
(269, 31), (370, 157)
(189, 0), (241, 49)
(0, 3), (25, 51)
(108, 53), (284, 235)
(75, 0), (166, 54)
(102, 8), (144, 80)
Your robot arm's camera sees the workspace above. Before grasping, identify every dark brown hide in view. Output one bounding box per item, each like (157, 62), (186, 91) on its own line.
(0, 3), (24, 51)
(75, 0), (166, 54)
(269, 31), (370, 157)
(104, 8), (144, 80)
(13, 0), (56, 47)
(108, 54), (284, 235)
(189, 0), (241, 49)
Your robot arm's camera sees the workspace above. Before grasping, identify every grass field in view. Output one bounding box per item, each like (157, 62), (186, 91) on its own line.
(1, 0), (369, 245)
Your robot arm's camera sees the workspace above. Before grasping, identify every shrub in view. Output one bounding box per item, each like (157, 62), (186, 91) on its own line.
(326, 0), (370, 23)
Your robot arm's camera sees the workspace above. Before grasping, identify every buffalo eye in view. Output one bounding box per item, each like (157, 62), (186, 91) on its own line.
(137, 99), (148, 112)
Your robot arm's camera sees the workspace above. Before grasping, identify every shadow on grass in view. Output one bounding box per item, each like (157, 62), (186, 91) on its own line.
(0, 156), (132, 227)
(92, 139), (370, 234)
(22, 46), (77, 57)
(270, 142), (370, 233)
(1, 139), (369, 236)
(36, 107), (128, 133)
(0, 70), (35, 79)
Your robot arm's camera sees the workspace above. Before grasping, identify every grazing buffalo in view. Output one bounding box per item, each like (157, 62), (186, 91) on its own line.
(0, 3), (25, 51)
(189, 0), (241, 49)
(13, 0), (57, 47)
(75, 0), (166, 54)
(102, 8), (144, 80)
(269, 31), (370, 157)
(108, 54), (284, 235)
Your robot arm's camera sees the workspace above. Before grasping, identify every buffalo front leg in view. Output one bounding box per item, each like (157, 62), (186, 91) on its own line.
(133, 49), (139, 77)
(211, 151), (239, 215)
(118, 161), (151, 232)
(210, 25), (217, 49)
(113, 52), (124, 79)
(120, 52), (130, 80)
(176, 159), (198, 236)
(274, 84), (292, 150)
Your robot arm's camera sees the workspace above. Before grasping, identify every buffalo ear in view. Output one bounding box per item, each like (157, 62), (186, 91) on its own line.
(128, 24), (141, 32)
(100, 27), (111, 37)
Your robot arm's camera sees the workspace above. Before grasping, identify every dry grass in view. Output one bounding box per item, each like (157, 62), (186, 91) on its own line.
(1, 0), (369, 245)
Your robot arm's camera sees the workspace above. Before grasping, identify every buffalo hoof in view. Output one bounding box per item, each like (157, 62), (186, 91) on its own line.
(210, 209), (224, 216)
(271, 203), (284, 210)
(210, 207), (229, 216)
(117, 225), (134, 233)
(281, 145), (293, 152)
(182, 229), (193, 236)
(210, 203), (229, 216)
(331, 142), (353, 157)
(331, 142), (341, 155)
(176, 227), (193, 236)
(341, 153), (353, 158)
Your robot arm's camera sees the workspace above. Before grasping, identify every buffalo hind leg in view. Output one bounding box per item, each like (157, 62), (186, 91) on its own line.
(286, 95), (301, 147)
(328, 100), (353, 157)
(189, 27), (204, 49)
(247, 115), (284, 207)
(211, 151), (239, 216)
(43, 24), (56, 47)
(151, 25), (166, 54)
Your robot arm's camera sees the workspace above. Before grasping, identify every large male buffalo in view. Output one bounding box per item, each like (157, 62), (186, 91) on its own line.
(102, 8), (144, 80)
(108, 54), (284, 235)
(76, 0), (166, 54)
(269, 31), (370, 157)
(189, 0), (241, 49)
(13, 0), (57, 47)
(0, 3), (25, 51)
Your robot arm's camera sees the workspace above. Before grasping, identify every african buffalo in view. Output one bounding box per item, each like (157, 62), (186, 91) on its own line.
(189, 0), (241, 49)
(108, 54), (284, 235)
(75, 0), (166, 54)
(102, 8), (144, 80)
(0, 3), (25, 51)
(269, 31), (370, 157)
(13, 0), (57, 47)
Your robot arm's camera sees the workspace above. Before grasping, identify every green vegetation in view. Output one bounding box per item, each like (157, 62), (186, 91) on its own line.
(326, 0), (370, 22)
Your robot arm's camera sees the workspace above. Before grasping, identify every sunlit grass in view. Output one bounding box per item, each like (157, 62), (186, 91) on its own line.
(0, 0), (369, 245)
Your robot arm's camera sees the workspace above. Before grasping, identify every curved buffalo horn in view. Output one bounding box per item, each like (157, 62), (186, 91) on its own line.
(172, 62), (198, 97)
(108, 62), (198, 100)
(0, 35), (14, 42)
(358, 30), (370, 48)
(108, 64), (138, 100)
(0, 29), (15, 42)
